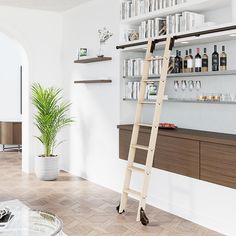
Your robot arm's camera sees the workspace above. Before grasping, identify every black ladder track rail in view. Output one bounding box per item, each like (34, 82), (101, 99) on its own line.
(116, 24), (236, 50)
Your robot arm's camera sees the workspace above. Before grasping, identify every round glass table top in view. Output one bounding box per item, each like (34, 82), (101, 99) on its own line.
(0, 200), (65, 236)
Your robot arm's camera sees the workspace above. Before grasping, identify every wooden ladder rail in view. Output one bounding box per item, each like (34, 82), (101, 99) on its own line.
(117, 36), (175, 225)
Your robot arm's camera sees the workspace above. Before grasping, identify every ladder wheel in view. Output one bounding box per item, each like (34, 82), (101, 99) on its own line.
(116, 203), (125, 214)
(140, 207), (149, 226)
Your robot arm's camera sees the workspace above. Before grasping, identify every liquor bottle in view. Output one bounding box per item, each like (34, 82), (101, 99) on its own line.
(187, 49), (193, 73)
(168, 56), (175, 74)
(220, 46), (227, 71)
(179, 51), (183, 73)
(202, 48), (208, 72)
(174, 50), (181, 73)
(184, 50), (188, 73)
(212, 45), (219, 71)
(195, 48), (202, 72)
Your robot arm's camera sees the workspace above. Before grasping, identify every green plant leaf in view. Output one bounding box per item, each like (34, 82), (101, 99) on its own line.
(32, 83), (74, 156)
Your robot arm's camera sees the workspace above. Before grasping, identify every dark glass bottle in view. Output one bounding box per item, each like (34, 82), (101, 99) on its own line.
(220, 46), (227, 71)
(202, 48), (208, 72)
(195, 48), (202, 72)
(188, 49), (193, 73)
(212, 45), (219, 71)
(174, 50), (181, 73)
(179, 51), (183, 73)
(184, 50), (188, 73)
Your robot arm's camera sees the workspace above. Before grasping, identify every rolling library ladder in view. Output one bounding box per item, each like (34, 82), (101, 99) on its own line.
(116, 36), (175, 225)
(116, 25), (236, 226)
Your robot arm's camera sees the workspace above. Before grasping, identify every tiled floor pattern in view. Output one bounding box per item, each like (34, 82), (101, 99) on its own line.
(0, 152), (222, 236)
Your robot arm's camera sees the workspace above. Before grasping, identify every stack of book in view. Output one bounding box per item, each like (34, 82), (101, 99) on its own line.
(166, 12), (205, 34)
(124, 58), (143, 77)
(122, 11), (205, 42)
(139, 18), (166, 39)
(125, 82), (158, 100)
(123, 57), (164, 77)
(121, 0), (188, 20)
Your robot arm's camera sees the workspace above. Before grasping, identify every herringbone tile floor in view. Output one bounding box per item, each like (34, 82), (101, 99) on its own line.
(0, 152), (222, 236)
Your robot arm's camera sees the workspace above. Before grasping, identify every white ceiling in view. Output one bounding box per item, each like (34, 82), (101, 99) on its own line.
(0, 0), (88, 12)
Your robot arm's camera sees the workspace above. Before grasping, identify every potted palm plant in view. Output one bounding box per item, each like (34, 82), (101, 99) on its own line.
(32, 83), (73, 181)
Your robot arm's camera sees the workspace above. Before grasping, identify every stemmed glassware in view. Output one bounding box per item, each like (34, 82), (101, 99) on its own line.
(174, 80), (179, 92)
(188, 80), (194, 92)
(181, 80), (187, 91)
(173, 80), (202, 101)
(196, 81), (201, 91)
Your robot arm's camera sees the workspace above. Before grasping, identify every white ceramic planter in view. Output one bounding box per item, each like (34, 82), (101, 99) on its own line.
(35, 156), (59, 181)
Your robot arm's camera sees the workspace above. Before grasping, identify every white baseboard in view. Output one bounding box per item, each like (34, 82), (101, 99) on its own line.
(148, 194), (234, 236)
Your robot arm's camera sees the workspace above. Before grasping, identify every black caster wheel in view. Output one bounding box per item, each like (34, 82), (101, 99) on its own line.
(116, 203), (125, 214)
(140, 207), (149, 226)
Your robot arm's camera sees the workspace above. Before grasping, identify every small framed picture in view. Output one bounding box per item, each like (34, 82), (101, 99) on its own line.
(79, 48), (88, 58)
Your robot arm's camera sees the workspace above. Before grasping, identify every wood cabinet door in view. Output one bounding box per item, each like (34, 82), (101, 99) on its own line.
(0, 122), (22, 145)
(154, 136), (200, 179)
(200, 142), (236, 189)
(1, 122), (13, 144)
(119, 129), (200, 178)
(13, 123), (22, 144)
(119, 129), (148, 165)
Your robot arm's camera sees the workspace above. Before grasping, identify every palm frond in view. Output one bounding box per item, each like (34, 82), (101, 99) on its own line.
(32, 83), (74, 157)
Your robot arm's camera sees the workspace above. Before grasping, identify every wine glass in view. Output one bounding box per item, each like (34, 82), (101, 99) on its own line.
(174, 80), (179, 92)
(188, 80), (194, 92)
(196, 81), (201, 91)
(181, 80), (187, 91)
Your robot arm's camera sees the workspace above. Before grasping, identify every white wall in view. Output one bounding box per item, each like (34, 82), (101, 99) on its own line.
(0, 32), (23, 152)
(0, 32), (22, 122)
(0, 7), (63, 172)
(62, 1), (236, 236)
(62, 0), (121, 187)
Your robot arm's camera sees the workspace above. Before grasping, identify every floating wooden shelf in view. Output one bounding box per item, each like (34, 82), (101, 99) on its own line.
(74, 80), (112, 84)
(74, 57), (112, 64)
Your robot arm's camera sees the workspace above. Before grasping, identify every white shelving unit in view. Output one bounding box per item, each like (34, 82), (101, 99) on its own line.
(119, 0), (235, 117)
(118, 23), (236, 51)
(121, 0), (230, 25)
(123, 70), (236, 79)
(123, 98), (236, 105)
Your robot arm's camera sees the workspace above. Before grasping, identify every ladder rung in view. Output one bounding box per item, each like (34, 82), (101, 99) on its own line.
(145, 57), (163, 61)
(137, 123), (152, 128)
(140, 101), (155, 105)
(124, 189), (141, 197)
(128, 166), (145, 173)
(143, 79), (160, 83)
(132, 144), (150, 151)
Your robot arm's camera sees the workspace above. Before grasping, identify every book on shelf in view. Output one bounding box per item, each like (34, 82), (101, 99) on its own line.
(148, 83), (158, 100)
(123, 57), (163, 77)
(138, 18), (166, 39)
(125, 81), (133, 99)
(125, 82), (159, 100)
(180, 11), (205, 33)
(121, 0), (188, 20)
(121, 1), (132, 20)
(121, 10), (205, 42)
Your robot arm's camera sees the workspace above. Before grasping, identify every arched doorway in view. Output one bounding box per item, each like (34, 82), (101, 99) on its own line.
(0, 30), (30, 173)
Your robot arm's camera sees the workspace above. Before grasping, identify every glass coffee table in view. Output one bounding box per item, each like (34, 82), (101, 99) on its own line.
(0, 200), (66, 236)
